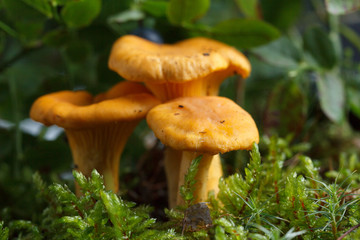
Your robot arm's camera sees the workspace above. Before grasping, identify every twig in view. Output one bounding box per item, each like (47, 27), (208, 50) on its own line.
(337, 222), (360, 240)
(0, 20), (19, 38)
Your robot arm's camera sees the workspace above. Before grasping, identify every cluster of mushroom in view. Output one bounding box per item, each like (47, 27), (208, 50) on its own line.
(30, 35), (259, 207)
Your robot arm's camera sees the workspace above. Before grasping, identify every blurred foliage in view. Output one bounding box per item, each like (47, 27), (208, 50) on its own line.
(1, 0), (360, 239)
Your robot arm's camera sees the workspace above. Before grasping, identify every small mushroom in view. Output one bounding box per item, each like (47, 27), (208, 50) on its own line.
(30, 82), (160, 194)
(108, 35), (251, 102)
(147, 96), (259, 205)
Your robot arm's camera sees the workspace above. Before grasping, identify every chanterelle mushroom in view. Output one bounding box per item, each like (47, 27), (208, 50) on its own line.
(109, 35), (251, 208)
(147, 96), (259, 205)
(108, 35), (251, 102)
(30, 82), (160, 194)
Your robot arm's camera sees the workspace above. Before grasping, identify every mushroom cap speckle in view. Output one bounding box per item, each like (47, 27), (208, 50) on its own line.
(30, 82), (161, 129)
(108, 35), (250, 83)
(146, 96), (259, 154)
(176, 37), (251, 78)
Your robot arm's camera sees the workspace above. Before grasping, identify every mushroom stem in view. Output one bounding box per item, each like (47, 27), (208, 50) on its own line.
(165, 148), (223, 208)
(66, 121), (139, 195)
(176, 151), (215, 205)
(207, 154), (222, 198)
(145, 70), (233, 102)
(164, 148), (182, 208)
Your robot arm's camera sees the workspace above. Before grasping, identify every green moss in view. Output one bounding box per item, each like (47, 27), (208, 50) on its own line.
(2, 137), (360, 239)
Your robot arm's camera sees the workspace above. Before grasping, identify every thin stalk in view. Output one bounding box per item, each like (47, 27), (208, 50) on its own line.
(49, 1), (61, 22)
(8, 75), (23, 178)
(337, 222), (360, 240)
(0, 20), (19, 38)
(329, 14), (342, 66)
(331, 217), (338, 240)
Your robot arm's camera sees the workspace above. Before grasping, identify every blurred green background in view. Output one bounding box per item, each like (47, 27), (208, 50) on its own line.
(0, 0), (360, 223)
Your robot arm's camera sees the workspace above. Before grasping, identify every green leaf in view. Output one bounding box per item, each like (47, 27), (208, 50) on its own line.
(303, 27), (337, 69)
(141, 0), (168, 17)
(107, 9), (145, 24)
(251, 37), (301, 69)
(42, 28), (71, 47)
(51, 0), (76, 5)
(89, 170), (105, 192)
(22, 0), (53, 18)
(214, 218), (247, 239)
(73, 170), (105, 195)
(49, 183), (78, 205)
(58, 216), (87, 231)
(57, 216), (88, 238)
(33, 172), (48, 195)
(348, 86), (360, 118)
(259, 0), (301, 31)
(300, 156), (319, 180)
(325, 0), (360, 15)
(2, 0), (46, 22)
(61, 0), (101, 28)
(2, 0), (46, 42)
(100, 191), (163, 239)
(316, 72), (345, 123)
(14, 21), (44, 44)
(283, 228), (307, 239)
(0, 21), (18, 38)
(96, 0), (132, 23)
(166, 0), (210, 25)
(208, 19), (280, 49)
(100, 190), (126, 238)
(73, 170), (88, 190)
(214, 225), (227, 240)
(4, 51), (60, 98)
(235, 0), (258, 18)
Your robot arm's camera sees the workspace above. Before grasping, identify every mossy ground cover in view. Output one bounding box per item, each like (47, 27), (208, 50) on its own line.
(2, 137), (360, 239)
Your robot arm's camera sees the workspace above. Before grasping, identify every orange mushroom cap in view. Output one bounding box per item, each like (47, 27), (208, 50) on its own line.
(30, 82), (161, 194)
(147, 96), (259, 155)
(176, 37), (251, 78)
(108, 35), (250, 84)
(30, 82), (159, 129)
(94, 81), (151, 102)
